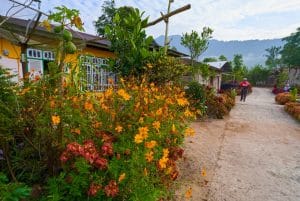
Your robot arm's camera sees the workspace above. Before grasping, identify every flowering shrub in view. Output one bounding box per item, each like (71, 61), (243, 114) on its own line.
(275, 92), (292, 105)
(205, 87), (236, 119)
(0, 6), (196, 200)
(41, 78), (195, 200)
(284, 102), (300, 121)
(185, 81), (207, 118)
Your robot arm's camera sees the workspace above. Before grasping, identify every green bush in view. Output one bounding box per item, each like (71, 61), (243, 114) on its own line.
(185, 81), (206, 117)
(0, 172), (31, 201)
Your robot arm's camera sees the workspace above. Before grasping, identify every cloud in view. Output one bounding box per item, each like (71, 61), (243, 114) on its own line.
(1, 0), (300, 40)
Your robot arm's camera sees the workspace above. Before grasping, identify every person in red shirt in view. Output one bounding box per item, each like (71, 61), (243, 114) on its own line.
(239, 78), (251, 102)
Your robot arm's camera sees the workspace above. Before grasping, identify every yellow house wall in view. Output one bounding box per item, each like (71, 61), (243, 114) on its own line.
(0, 38), (21, 60)
(0, 38), (23, 80)
(65, 46), (115, 64)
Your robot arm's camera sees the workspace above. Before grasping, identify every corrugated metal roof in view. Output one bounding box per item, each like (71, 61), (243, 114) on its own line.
(206, 61), (228, 69)
(0, 15), (187, 57)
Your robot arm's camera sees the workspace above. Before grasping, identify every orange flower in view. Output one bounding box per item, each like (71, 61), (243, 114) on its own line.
(139, 117), (144, 124)
(115, 125), (123, 133)
(184, 109), (195, 118)
(171, 124), (177, 134)
(152, 121), (160, 131)
(93, 121), (102, 129)
(145, 141), (157, 149)
(143, 168), (148, 176)
(134, 127), (149, 144)
(158, 157), (168, 169)
(84, 101), (94, 111)
(201, 168), (207, 177)
(117, 89), (131, 101)
(51, 115), (60, 126)
(108, 78), (114, 85)
(104, 88), (113, 98)
(159, 148), (169, 169)
(118, 173), (126, 183)
(71, 128), (81, 135)
(138, 127), (149, 138)
(156, 108), (163, 116)
(184, 128), (195, 137)
(145, 151), (154, 162)
(177, 97), (189, 106)
(50, 100), (56, 108)
(134, 134), (144, 144)
(185, 187), (192, 199)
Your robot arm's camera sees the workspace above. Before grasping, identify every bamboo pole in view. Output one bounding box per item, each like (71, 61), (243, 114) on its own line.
(145, 4), (191, 28)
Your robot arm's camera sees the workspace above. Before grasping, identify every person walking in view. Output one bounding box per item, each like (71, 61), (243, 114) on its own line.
(239, 78), (251, 102)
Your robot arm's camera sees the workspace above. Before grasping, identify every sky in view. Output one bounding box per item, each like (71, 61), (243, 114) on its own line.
(1, 0), (300, 41)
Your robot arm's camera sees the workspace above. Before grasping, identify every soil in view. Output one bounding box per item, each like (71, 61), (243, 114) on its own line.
(174, 87), (300, 201)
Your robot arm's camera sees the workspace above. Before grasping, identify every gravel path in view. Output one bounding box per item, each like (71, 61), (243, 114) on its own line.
(175, 87), (300, 201)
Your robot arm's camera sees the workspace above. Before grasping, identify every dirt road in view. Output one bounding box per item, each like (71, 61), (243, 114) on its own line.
(175, 87), (300, 201)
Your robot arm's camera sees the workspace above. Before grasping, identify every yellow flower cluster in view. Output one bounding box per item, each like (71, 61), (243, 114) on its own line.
(145, 151), (154, 162)
(159, 149), (169, 169)
(134, 127), (149, 144)
(184, 127), (195, 137)
(51, 115), (60, 126)
(152, 121), (160, 131)
(145, 140), (157, 149)
(117, 89), (131, 101)
(176, 97), (189, 106)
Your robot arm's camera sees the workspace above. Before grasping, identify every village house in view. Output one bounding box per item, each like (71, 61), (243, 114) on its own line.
(181, 58), (231, 91)
(0, 15), (186, 90)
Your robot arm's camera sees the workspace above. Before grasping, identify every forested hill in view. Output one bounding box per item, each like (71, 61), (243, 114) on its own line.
(156, 35), (285, 68)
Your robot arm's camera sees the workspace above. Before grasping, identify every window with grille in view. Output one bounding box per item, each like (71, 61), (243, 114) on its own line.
(80, 56), (117, 91)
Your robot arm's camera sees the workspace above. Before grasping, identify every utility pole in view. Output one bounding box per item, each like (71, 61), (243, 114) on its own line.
(145, 3), (191, 55)
(163, 0), (173, 54)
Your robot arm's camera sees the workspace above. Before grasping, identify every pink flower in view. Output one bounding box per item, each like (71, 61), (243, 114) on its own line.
(94, 158), (108, 170)
(87, 183), (102, 197)
(104, 180), (119, 197)
(101, 142), (113, 156)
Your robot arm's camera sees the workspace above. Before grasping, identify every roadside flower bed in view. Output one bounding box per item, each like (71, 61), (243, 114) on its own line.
(275, 92), (292, 105)
(186, 82), (236, 119)
(284, 102), (300, 121)
(0, 70), (196, 200)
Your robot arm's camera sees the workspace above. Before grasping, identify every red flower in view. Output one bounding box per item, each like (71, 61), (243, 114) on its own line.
(94, 158), (108, 170)
(101, 142), (113, 156)
(87, 183), (102, 197)
(104, 180), (119, 197)
(60, 151), (69, 163)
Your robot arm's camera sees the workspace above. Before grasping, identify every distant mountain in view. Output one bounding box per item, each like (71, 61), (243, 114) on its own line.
(156, 35), (285, 67)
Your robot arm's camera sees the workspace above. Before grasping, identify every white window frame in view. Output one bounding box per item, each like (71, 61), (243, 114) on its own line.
(80, 56), (116, 91)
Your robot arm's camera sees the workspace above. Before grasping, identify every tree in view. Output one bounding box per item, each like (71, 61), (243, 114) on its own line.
(105, 7), (154, 78)
(265, 46), (281, 69)
(232, 54), (247, 81)
(219, 55), (227, 61)
(94, 0), (116, 36)
(246, 64), (270, 86)
(181, 27), (213, 66)
(203, 57), (218, 63)
(281, 27), (300, 68)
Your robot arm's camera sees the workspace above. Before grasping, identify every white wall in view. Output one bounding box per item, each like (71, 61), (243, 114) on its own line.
(0, 56), (22, 82)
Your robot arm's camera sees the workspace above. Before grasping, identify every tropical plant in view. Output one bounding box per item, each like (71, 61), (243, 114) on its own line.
(94, 0), (116, 36)
(290, 88), (298, 102)
(181, 27), (213, 66)
(105, 7), (154, 78)
(265, 46), (281, 69)
(281, 28), (300, 68)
